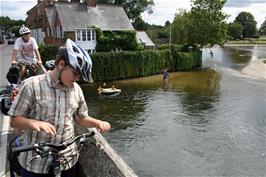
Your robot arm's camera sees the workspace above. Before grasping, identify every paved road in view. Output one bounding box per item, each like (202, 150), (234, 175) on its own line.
(0, 43), (13, 177)
(0, 44), (12, 87)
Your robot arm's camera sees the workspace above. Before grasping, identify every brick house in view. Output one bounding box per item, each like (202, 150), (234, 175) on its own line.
(27, 0), (135, 53)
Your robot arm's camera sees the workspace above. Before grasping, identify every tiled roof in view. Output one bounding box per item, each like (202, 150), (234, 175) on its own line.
(45, 7), (54, 28)
(54, 3), (134, 31)
(136, 31), (155, 46)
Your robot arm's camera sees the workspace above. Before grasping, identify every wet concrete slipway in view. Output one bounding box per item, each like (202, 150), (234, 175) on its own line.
(0, 43), (137, 177)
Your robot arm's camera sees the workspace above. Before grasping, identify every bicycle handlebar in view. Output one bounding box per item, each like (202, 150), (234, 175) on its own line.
(12, 131), (95, 153)
(12, 144), (37, 153)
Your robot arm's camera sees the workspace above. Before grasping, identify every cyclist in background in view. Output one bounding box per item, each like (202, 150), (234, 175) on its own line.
(12, 25), (42, 65)
(8, 39), (111, 177)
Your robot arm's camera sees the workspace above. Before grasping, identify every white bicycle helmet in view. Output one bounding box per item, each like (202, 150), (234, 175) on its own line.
(19, 25), (31, 35)
(57, 39), (93, 82)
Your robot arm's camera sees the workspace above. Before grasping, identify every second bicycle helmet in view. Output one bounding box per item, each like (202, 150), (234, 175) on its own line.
(56, 39), (93, 82)
(19, 25), (31, 35)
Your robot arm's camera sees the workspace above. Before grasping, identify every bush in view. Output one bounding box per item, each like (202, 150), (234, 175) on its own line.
(90, 49), (201, 82)
(39, 44), (59, 64)
(38, 45), (202, 82)
(96, 30), (138, 52)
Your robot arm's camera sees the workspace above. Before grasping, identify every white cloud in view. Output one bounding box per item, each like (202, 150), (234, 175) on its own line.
(142, 0), (191, 25)
(1, 0), (265, 27)
(0, 0), (37, 20)
(223, 3), (266, 27)
(142, 0), (266, 27)
(224, 0), (266, 7)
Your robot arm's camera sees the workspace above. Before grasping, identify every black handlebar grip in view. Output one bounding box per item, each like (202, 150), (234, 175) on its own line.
(88, 131), (95, 137)
(12, 144), (36, 153)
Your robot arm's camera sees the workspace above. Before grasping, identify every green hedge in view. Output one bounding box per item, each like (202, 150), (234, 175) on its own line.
(39, 44), (59, 64)
(39, 45), (202, 82)
(174, 52), (202, 71)
(90, 49), (201, 82)
(95, 30), (140, 52)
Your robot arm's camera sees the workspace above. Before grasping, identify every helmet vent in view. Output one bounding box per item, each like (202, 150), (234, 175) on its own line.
(73, 46), (79, 53)
(77, 57), (83, 66)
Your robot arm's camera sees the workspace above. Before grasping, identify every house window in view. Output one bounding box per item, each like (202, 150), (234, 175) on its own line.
(82, 30), (86, 41)
(87, 30), (91, 41)
(75, 29), (96, 42)
(47, 27), (50, 37)
(52, 27), (55, 37)
(76, 30), (81, 41)
(56, 26), (61, 38)
(92, 30), (95, 40)
(86, 49), (95, 54)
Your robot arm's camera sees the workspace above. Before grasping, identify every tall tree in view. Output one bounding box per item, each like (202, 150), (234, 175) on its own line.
(97, 0), (154, 21)
(0, 16), (25, 31)
(165, 20), (170, 26)
(227, 22), (243, 40)
(171, 9), (190, 44)
(186, 0), (228, 47)
(0, 16), (14, 29)
(132, 17), (148, 30)
(259, 18), (266, 35)
(234, 12), (257, 38)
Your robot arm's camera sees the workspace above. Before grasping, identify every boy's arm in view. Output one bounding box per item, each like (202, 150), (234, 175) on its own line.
(74, 116), (111, 133)
(34, 49), (42, 64)
(11, 116), (56, 135)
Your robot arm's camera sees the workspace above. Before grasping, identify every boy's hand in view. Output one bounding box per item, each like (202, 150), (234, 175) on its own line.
(97, 121), (111, 133)
(29, 119), (56, 135)
(37, 60), (42, 65)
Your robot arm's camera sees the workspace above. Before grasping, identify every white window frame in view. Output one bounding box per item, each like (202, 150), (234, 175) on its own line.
(47, 27), (50, 37)
(75, 29), (96, 42)
(56, 26), (60, 38)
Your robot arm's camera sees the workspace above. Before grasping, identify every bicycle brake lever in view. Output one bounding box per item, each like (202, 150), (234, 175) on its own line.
(26, 155), (41, 166)
(26, 150), (52, 166)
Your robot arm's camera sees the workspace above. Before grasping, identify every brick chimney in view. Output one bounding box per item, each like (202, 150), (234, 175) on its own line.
(87, 0), (96, 7)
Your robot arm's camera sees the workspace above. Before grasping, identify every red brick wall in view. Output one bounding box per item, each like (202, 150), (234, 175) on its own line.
(27, 1), (47, 28)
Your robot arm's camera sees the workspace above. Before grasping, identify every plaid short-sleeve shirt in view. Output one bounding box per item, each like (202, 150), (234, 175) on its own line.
(8, 73), (89, 174)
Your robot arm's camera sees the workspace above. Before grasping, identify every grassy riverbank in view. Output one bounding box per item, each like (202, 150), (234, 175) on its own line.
(225, 37), (266, 46)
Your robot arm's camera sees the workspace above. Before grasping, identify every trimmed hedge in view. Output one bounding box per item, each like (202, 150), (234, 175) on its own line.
(90, 50), (171, 81)
(39, 45), (202, 82)
(39, 44), (59, 64)
(90, 49), (201, 82)
(95, 30), (140, 52)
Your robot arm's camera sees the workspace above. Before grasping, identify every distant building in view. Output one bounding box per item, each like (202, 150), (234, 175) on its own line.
(136, 31), (155, 50)
(27, 0), (137, 53)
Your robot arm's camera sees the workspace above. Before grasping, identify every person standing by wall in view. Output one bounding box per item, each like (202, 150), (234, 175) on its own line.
(8, 39), (111, 177)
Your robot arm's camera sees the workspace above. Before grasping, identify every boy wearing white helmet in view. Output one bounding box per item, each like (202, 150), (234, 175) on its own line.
(12, 25), (42, 65)
(8, 39), (111, 177)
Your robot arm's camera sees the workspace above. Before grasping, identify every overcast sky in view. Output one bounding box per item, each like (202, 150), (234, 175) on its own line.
(1, 0), (265, 27)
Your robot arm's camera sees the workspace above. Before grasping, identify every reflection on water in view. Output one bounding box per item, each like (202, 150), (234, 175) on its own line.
(81, 45), (266, 177)
(202, 45), (266, 70)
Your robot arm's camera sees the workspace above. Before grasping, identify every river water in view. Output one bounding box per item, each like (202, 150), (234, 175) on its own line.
(81, 45), (266, 177)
